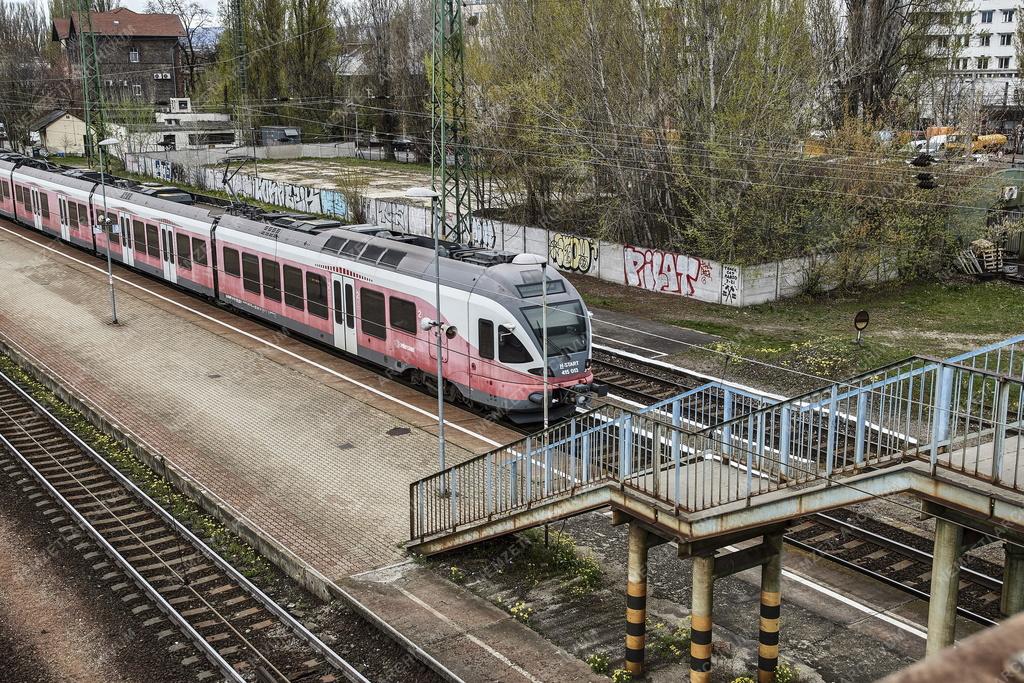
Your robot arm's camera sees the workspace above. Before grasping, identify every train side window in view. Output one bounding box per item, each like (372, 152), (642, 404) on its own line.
(14, 185), (22, 204)
(58, 199), (66, 224)
(1, 181), (8, 198)
(132, 220), (145, 252)
(283, 265), (304, 310)
(306, 272), (328, 319)
(38, 194), (49, 219)
(68, 202), (79, 228)
(498, 326), (532, 363)
(241, 253), (260, 293)
(360, 288), (386, 340)
(145, 224), (160, 258)
(261, 259), (281, 301)
(78, 204), (88, 227)
(223, 247), (240, 276)
(176, 233), (192, 270)
(333, 281), (343, 324)
(479, 320), (494, 360)
(389, 297), (417, 333)
(192, 238), (208, 266)
(345, 284), (355, 329)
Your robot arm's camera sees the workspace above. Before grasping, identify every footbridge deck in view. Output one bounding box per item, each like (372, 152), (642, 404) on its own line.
(407, 335), (1024, 680)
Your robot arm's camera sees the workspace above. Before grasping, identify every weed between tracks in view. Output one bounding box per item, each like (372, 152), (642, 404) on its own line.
(0, 354), (275, 585)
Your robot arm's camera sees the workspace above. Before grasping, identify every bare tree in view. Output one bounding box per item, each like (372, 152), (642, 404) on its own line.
(0, 0), (60, 152)
(147, 0), (213, 98)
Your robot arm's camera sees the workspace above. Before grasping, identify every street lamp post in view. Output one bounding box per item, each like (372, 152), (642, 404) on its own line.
(541, 260), (549, 430)
(407, 187), (446, 476)
(97, 137), (119, 324)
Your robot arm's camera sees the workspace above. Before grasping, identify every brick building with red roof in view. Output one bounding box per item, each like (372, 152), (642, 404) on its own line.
(52, 8), (186, 106)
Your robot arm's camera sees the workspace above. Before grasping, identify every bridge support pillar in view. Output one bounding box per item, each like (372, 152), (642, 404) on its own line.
(1002, 543), (1024, 616)
(624, 522), (648, 676)
(758, 533), (783, 683)
(690, 553), (714, 683)
(926, 518), (964, 655)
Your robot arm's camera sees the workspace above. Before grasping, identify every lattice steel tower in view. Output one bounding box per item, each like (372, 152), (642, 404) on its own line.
(77, 0), (106, 163)
(431, 0), (472, 243)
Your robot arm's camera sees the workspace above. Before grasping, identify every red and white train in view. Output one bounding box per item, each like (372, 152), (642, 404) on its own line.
(0, 156), (600, 423)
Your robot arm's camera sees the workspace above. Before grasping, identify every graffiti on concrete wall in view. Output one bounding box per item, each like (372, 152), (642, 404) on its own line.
(320, 190), (348, 219)
(720, 264), (740, 304)
(623, 245), (713, 296)
(549, 233), (598, 274)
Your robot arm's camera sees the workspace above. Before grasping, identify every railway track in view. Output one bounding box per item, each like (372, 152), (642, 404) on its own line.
(788, 512), (1002, 625)
(592, 346), (1006, 626)
(0, 366), (408, 683)
(592, 347), (707, 405)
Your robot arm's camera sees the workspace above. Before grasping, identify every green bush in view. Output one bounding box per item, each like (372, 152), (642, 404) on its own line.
(647, 619), (691, 660)
(611, 669), (632, 683)
(585, 652), (610, 674)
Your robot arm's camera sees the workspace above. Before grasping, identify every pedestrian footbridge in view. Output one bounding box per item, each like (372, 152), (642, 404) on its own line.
(408, 335), (1024, 681)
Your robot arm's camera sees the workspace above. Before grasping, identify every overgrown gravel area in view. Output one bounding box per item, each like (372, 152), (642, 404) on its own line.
(428, 511), (921, 683)
(0, 354), (441, 683)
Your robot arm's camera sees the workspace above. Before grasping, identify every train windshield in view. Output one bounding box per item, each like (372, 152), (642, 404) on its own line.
(522, 301), (588, 356)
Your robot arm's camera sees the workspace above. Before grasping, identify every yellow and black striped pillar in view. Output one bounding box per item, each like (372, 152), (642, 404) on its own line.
(758, 533), (784, 683)
(690, 553), (714, 683)
(625, 523), (649, 675)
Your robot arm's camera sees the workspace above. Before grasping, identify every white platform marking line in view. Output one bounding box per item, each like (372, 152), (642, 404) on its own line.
(592, 333), (668, 358)
(0, 225), (502, 448)
(395, 587), (544, 683)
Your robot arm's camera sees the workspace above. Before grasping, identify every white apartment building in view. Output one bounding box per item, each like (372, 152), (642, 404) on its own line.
(927, 2), (1021, 126)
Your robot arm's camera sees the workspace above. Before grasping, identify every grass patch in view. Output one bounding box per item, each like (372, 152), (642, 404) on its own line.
(575, 274), (1023, 381)
(0, 354), (276, 585)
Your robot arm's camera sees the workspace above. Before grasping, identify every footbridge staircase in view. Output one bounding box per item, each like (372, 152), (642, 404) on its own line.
(408, 335), (1024, 680)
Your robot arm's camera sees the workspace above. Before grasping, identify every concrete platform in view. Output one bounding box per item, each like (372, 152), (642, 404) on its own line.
(0, 221), (602, 682)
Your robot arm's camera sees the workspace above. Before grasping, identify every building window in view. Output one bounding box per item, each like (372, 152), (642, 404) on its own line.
(132, 84), (142, 97)
(1001, 33), (1013, 46)
(223, 247), (240, 276)
(954, 34), (969, 47)
(935, 35), (949, 49)
(956, 58), (969, 70)
(978, 56), (990, 69)
(999, 56), (1013, 69)
(980, 33), (992, 46)
(959, 11), (972, 25)
(981, 10), (994, 23)
(306, 272), (328, 319)
(261, 259), (281, 301)
(389, 297), (417, 334)
(1003, 9), (1015, 22)
(283, 265), (304, 310)
(129, 47), (139, 62)
(360, 289), (386, 340)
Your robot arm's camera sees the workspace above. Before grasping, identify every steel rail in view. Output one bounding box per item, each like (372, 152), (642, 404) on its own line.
(812, 512), (1003, 591)
(0, 367), (371, 683)
(0, 427), (249, 683)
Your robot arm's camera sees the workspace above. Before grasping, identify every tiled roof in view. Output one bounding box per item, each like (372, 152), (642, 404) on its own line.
(53, 8), (185, 40)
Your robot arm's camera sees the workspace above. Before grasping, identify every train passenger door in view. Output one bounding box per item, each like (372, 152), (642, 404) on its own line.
(29, 189), (42, 231)
(331, 274), (357, 352)
(119, 213), (134, 266)
(57, 196), (70, 241)
(159, 224), (177, 283)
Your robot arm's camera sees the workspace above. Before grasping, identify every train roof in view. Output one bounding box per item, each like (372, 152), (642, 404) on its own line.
(15, 164), (100, 194)
(216, 214), (575, 300)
